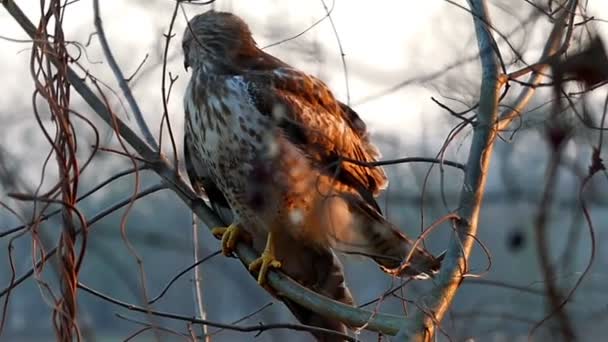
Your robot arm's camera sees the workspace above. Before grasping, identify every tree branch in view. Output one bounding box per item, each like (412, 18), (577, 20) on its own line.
(498, 1), (578, 130)
(92, 0), (159, 150)
(78, 282), (357, 342)
(397, 0), (502, 340)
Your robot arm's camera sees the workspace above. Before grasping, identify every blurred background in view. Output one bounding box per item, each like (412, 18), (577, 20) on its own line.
(1, 0), (608, 341)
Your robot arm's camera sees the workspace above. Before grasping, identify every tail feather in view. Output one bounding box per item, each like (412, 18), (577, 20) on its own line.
(322, 194), (443, 278)
(272, 233), (353, 341)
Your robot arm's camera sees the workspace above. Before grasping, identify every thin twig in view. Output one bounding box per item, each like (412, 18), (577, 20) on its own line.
(191, 213), (209, 341)
(261, 0), (335, 50)
(341, 156), (466, 171)
(1, 166), (145, 238)
(208, 302), (274, 337)
(148, 250), (221, 304)
(79, 282), (356, 342)
(0, 184), (166, 299)
(498, 2), (576, 130)
(319, 0), (349, 105)
(159, 0), (180, 169)
(530, 131), (576, 341)
(115, 313), (190, 341)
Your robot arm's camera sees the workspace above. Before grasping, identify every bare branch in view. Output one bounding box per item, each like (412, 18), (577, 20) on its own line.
(79, 282), (357, 342)
(498, 1), (578, 130)
(92, 0), (159, 150)
(148, 250), (220, 305)
(191, 215), (210, 340)
(341, 156), (466, 171)
(319, 0), (350, 105)
(397, 0), (502, 339)
(531, 125), (576, 341)
(0, 184), (166, 299)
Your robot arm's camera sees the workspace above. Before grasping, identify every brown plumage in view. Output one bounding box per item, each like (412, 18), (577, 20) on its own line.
(182, 10), (443, 341)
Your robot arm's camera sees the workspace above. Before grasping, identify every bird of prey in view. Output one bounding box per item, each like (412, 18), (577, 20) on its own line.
(182, 10), (443, 339)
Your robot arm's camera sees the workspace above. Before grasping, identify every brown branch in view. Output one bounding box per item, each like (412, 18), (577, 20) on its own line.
(530, 131), (576, 341)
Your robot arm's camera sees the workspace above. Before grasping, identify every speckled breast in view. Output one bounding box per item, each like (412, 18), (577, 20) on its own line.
(184, 71), (274, 224)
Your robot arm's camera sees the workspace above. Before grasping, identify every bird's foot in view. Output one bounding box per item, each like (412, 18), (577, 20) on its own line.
(248, 234), (282, 285)
(211, 223), (243, 256)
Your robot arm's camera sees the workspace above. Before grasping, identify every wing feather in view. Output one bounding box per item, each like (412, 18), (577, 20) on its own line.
(244, 67), (388, 212)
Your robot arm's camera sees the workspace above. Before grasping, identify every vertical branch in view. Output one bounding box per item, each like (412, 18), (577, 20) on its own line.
(168, 4), (207, 338)
(532, 134), (576, 341)
(29, 1), (87, 340)
(159, 0), (181, 169)
(319, 0), (350, 105)
(397, 0), (501, 340)
(191, 214), (210, 341)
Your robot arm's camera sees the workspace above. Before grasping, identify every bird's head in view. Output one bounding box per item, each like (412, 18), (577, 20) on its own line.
(182, 10), (258, 74)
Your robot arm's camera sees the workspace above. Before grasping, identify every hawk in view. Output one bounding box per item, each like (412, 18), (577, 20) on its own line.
(182, 10), (443, 339)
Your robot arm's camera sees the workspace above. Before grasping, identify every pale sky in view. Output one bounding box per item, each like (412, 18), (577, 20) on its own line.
(2, 1), (607, 132)
(0, 1), (452, 139)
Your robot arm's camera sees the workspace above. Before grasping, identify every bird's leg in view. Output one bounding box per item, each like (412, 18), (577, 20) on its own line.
(248, 232), (282, 285)
(211, 223), (245, 256)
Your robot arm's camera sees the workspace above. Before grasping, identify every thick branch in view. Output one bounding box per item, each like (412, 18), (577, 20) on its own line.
(397, 0), (501, 340)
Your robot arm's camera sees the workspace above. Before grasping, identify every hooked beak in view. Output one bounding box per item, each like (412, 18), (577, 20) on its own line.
(184, 60), (190, 71)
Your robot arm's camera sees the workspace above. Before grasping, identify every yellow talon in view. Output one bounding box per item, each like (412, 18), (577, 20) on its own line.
(248, 232), (281, 285)
(211, 223), (242, 256)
